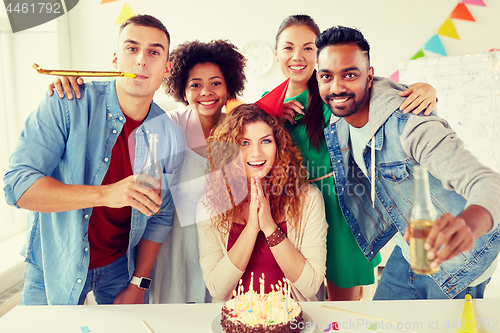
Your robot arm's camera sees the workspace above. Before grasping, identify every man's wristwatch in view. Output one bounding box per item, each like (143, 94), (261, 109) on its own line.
(130, 276), (152, 290)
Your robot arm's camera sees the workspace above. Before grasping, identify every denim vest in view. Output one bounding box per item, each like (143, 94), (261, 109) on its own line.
(324, 111), (500, 298)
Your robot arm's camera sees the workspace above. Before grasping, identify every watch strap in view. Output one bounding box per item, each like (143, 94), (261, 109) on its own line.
(130, 276), (152, 290)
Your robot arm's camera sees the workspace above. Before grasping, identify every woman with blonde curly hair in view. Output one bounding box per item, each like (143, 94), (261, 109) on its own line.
(197, 103), (328, 302)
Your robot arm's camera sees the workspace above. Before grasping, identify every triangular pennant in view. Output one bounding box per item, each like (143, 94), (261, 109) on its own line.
(115, 3), (135, 25)
(225, 99), (243, 114)
(101, 0), (118, 4)
(438, 18), (460, 40)
(424, 35), (447, 56)
(451, 3), (476, 21)
(255, 78), (290, 117)
(411, 49), (425, 60)
(460, 0), (486, 6)
(389, 71), (399, 83)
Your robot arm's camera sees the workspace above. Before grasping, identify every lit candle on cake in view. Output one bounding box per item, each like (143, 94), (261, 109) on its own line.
(285, 279), (290, 314)
(260, 276), (265, 316)
(233, 290), (237, 317)
(238, 279), (242, 300)
(268, 294), (274, 323)
(287, 279), (291, 314)
(276, 284), (281, 310)
(261, 273), (265, 299)
(249, 273), (254, 313)
(249, 291), (253, 313)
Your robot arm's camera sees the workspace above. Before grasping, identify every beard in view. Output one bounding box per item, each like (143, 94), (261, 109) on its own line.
(325, 79), (371, 118)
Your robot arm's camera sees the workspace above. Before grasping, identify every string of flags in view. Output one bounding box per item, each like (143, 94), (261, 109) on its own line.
(390, 0), (486, 83)
(100, 0), (487, 84)
(100, 0), (136, 25)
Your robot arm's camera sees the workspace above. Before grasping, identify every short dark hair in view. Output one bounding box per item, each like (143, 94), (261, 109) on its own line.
(120, 14), (170, 46)
(316, 26), (370, 63)
(275, 14), (321, 48)
(165, 40), (247, 104)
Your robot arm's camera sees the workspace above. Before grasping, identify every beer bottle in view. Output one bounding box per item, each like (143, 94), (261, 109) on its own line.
(408, 165), (439, 275)
(139, 133), (161, 215)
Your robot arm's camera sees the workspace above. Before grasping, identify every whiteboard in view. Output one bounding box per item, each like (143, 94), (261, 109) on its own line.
(399, 51), (500, 173)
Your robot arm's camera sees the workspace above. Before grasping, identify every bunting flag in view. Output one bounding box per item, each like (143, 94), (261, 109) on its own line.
(101, 0), (119, 4)
(389, 71), (399, 83)
(411, 49), (425, 60)
(225, 99), (243, 114)
(460, 0), (486, 6)
(115, 3), (135, 25)
(424, 35), (447, 56)
(451, 3), (476, 21)
(438, 18), (460, 40)
(396, 0), (486, 77)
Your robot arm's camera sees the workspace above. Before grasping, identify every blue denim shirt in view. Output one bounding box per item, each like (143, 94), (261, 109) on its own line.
(3, 81), (185, 305)
(324, 110), (500, 298)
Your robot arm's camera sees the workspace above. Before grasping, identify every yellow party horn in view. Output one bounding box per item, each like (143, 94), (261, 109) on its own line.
(32, 63), (136, 78)
(457, 294), (477, 333)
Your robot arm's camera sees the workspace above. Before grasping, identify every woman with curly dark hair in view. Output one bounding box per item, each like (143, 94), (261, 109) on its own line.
(197, 103), (327, 302)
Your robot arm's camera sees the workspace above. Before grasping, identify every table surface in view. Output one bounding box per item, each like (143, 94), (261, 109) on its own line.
(1, 299), (499, 333)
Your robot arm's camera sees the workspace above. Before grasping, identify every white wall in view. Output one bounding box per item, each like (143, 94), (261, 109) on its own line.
(58, 0), (500, 103)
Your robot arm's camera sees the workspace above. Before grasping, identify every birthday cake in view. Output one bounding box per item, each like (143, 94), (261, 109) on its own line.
(221, 289), (303, 333)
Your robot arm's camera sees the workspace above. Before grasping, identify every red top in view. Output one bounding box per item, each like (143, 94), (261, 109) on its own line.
(88, 114), (142, 269)
(227, 221), (287, 294)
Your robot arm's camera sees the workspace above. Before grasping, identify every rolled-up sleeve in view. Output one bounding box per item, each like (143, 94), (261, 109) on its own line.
(3, 94), (69, 208)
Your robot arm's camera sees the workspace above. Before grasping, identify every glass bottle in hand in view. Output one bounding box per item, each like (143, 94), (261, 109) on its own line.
(408, 165), (439, 275)
(139, 133), (161, 215)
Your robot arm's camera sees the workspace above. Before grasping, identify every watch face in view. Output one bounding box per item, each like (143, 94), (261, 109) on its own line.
(241, 41), (274, 77)
(140, 278), (152, 290)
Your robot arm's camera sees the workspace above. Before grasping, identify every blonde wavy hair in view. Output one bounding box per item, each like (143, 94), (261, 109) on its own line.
(205, 104), (309, 237)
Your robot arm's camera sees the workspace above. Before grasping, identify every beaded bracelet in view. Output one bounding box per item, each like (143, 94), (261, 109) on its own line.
(265, 227), (286, 247)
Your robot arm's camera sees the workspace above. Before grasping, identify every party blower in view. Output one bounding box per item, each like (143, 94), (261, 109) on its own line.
(32, 63), (136, 77)
(457, 294), (477, 333)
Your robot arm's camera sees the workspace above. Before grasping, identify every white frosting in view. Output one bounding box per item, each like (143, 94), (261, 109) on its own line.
(223, 290), (301, 327)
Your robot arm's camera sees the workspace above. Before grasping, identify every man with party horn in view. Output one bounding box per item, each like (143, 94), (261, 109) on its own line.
(3, 15), (185, 305)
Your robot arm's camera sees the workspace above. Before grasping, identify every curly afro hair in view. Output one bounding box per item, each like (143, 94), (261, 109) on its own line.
(164, 40), (247, 105)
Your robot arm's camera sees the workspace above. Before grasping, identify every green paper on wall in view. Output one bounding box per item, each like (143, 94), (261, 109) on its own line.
(411, 49), (425, 60)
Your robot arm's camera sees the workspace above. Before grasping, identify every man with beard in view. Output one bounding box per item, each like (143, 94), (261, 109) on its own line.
(316, 26), (500, 300)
